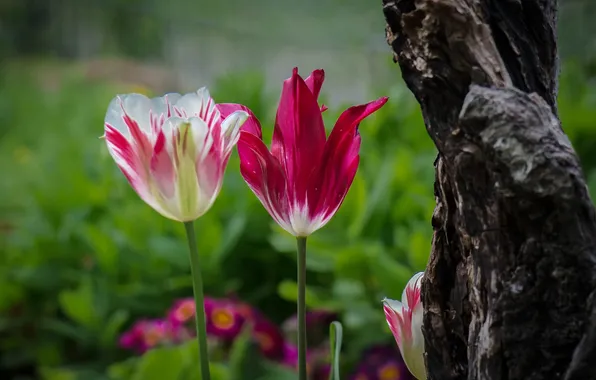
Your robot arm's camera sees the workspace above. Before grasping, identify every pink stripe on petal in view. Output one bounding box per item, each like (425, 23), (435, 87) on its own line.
(122, 113), (152, 161)
(238, 131), (290, 230)
(105, 124), (146, 194)
(384, 304), (404, 346)
(150, 130), (175, 198)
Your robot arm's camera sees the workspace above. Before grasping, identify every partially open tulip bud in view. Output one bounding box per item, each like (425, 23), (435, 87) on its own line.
(103, 88), (248, 222)
(383, 272), (426, 379)
(221, 67), (388, 236)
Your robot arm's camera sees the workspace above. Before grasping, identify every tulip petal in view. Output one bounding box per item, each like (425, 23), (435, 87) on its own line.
(105, 94), (153, 136)
(220, 110), (249, 156)
(238, 131), (293, 234)
(272, 67), (326, 208)
(218, 103), (262, 139)
(174, 87), (221, 129)
(383, 300), (407, 347)
(402, 272), (424, 309)
(105, 123), (147, 194)
(150, 127), (176, 199)
(304, 69), (325, 101)
(307, 97), (389, 222)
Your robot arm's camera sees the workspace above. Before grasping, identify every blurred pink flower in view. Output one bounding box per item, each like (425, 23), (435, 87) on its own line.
(167, 297), (197, 326)
(165, 296), (285, 359)
(205, 299), (247, 340)
(119, 319), (174, 354)
(251, 311), (285, 360)
(280, 343), (331, 380)
(282, 309), (338, 346)
(281, 342), (299, 368)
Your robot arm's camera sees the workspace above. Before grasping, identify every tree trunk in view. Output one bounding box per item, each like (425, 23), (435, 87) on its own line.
(381, 1), (596, 379)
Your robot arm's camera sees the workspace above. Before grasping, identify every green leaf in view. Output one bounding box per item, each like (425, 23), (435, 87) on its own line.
(368, 250), (412, 297)
(258, 362), (299, 380)
(39, 367), (77, 380)
(107, 357), (138, 380)
(100, 309), (129, 348)
(328, 321), (343, 380)
(58, 278), (97, 328)
(132, 346), (185, 380)
(210, 213), (247, 267)
(228, 324), (266, 380)
(84, 224), (118, 273)
(277, 280), (325, 307)
(408, 228), (431, 270)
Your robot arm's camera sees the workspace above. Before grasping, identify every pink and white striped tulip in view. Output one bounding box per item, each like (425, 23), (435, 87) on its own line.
(383, 272), (426, 380)
(221, 67), (388, 236)
(103, 88), (249, 222)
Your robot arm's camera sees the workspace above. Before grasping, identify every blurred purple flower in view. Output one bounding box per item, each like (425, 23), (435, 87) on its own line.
(165, 296), (286, 359)
(119, 319), (176, 354)
(349, 345), (414, 380)
(234, 301), (285, 360)
(281, 343), (332, 380)
(281, 342), (299, 368)
(282, 309), (338, 346)
(314, 363), (331, 380)
(205, 298), (247, 340)
(167, 297), (197, 326)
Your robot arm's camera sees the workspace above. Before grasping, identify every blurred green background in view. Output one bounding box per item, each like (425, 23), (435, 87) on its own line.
(2, 0), (596, 379)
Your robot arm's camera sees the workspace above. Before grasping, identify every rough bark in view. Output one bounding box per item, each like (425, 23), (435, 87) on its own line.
(381, 0), (596, 379)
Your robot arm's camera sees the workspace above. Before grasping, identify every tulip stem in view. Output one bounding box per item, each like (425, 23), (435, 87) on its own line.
(184, 221), (211, 380)
(296, 236), (308, 380)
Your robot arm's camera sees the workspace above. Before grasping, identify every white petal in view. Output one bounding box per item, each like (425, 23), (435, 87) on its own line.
(383, 298), (404, 314)
(105, 92), (185, 139)
(160, 93), (182, 117)
(220, 110), (248, 154)
(174, 88), (221, 128)
(107, 94), (152, 135)
(402, 272), (424, 308)
(188, 117), (213, 161)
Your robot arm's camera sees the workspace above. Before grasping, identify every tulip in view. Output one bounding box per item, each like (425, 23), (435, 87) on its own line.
(221, 67), (388, 380)
(222, 68), (388, 237)
(104, 88), (248, 222)
(103, 87), (249, 380)
(383, 272), (426, 380)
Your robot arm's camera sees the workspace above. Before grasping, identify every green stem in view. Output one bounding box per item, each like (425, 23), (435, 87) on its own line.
(296, 236), (308, 380)
(184, 221), (211, 380)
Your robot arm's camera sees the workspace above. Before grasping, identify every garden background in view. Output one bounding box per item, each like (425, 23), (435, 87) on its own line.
(2, 0), (596, 379)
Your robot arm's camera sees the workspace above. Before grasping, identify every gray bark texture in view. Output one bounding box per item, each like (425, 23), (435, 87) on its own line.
(381, 0), (596, 379)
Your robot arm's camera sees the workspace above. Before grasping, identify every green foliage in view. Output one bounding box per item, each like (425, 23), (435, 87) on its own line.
(1, 59), (596, 379)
